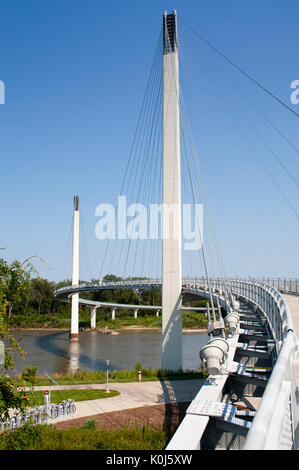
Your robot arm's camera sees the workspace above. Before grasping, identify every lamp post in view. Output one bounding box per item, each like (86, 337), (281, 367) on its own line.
(41, 369), (59, 405)
(106, 359), (110, 393)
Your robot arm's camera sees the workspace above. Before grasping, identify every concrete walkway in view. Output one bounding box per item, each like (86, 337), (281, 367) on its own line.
(282, 294), (299, 385)
(35, 379), (205, 423)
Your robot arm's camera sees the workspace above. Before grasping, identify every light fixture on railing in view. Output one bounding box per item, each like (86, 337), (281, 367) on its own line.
(224, 312), (240, 334)
(199, 337), (229, 375)
(232, 299), (240, 311)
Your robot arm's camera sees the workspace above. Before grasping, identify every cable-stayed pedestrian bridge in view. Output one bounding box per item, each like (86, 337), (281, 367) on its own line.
(54, 9), (299, 450)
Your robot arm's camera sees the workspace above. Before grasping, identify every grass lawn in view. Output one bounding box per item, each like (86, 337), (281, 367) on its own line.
(30, 389), (120, 406)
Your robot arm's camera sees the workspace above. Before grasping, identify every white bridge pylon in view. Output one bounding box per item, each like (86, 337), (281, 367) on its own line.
(70, 194), (79, 341)
(64, 11), (189, 371)
(161, 10), (183, 370)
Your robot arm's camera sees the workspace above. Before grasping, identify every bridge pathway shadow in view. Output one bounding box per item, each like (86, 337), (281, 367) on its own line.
(158, 379), (204, 433)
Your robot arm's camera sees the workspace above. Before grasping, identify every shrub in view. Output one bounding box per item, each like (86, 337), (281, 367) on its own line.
(0, 423), (43, 450)
(82, 418), (97, 430)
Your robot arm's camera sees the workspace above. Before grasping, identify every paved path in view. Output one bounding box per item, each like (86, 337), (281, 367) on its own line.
(282, 294), (299, 385)
(35, 379), (205, 423)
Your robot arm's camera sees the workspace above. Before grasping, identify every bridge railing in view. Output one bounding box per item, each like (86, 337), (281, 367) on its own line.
(242, 330), (298, 450)
(168, 279), (299, 450)
(253, 278), (299, 295)
(54, 279), (163, 296)
(229, 280), (295, 349)
(55, 277), (299, 292)
(182, 278), (295, 347)
(224, 279), (298, 450)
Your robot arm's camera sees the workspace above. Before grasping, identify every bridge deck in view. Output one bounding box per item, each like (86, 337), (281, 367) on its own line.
(282, 294), (299, 386)
(167, 298), (274, 450)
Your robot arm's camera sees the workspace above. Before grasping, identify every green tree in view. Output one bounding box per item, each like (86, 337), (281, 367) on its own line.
(0, 284), (24, 370)
(0, 376), (31, 421)
(102, 274), (123, 283)
(21, 367), (38, 388)
(0, 269), (31, 421)
(28, 278), (55, 315)
(0, 258), (35, 318)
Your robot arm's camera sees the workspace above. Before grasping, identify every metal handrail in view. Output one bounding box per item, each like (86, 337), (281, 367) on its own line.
(242, 331), (297, 449)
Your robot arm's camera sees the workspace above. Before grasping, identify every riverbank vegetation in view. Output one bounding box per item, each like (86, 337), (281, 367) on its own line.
(1, 257), (209, 330)
(16, 364), (207, 387)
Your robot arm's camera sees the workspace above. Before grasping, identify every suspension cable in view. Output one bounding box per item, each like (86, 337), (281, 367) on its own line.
(181, 18), (299, 118)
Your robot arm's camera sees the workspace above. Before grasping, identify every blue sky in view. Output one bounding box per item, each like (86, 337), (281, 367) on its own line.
(0, 0), (298, 281)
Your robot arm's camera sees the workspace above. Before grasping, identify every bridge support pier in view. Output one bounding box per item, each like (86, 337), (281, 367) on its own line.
(90, 306), (97, 329)
(111, 308), (116, 320)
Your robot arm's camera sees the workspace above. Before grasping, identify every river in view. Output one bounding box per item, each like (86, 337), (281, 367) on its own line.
(8, 329), (209, 376)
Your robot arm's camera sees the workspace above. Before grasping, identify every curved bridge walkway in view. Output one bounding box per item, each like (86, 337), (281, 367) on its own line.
(281, 294), (299, 385)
